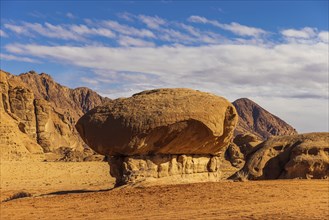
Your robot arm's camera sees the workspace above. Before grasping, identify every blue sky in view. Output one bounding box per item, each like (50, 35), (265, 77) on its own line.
(0, 1), (328, 132)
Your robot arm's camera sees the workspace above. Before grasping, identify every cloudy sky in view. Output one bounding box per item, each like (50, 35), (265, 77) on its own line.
(1, 1), (328, 132)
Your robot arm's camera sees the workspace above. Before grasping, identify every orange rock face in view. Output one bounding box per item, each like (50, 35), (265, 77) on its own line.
(77, 88), (238, 156)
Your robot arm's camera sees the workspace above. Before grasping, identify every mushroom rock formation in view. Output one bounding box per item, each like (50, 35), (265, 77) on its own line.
(233, 132), (329, 180)
(76, 88), (238, 185)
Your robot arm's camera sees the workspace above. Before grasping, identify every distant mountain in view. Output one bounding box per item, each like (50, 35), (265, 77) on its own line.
(18, 70), (110, 121)
(0, 70), (109, 161)
(233, 98), (297, 140)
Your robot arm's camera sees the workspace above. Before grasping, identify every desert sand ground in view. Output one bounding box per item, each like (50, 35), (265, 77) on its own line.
(0, 161), (115, 201)
(1, 161), (328, 220)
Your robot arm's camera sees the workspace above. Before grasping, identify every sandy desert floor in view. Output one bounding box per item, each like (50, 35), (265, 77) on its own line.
(0, 161), (115, 201)
(1, 161), (328, 220)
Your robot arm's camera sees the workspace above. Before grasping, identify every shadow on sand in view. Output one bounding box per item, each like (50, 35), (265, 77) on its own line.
(2, 188), (117, 203)
(40, 188), (115, 196)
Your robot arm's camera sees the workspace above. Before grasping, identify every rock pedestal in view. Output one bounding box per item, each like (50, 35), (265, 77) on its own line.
(77, 88), (238, 184)
(108, 154), (222, 186)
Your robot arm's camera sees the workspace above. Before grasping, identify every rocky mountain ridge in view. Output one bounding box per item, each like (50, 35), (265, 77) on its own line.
(0, 70), (109, 161)
(233, 98), (297, 140)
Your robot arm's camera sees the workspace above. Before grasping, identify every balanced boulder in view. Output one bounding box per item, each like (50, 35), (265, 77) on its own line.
(76, 88), (238, 185)
(76, 88), (238, 156)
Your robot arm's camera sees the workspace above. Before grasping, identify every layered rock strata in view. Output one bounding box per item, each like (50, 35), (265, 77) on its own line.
(77, 88), (238, 184)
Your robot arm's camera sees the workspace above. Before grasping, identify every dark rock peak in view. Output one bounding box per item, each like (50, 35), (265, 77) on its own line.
(233, 98), (297, 140)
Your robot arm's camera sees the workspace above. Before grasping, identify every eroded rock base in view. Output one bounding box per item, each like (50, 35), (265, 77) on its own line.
(108, 154), (222, 186)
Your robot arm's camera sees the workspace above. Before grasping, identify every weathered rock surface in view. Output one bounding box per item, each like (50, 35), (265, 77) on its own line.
(0, 71), (44, 161)
(233, 133), (263, 156)
(77, 88), (238, 184)
(109, 155), (222, 186)
(225, 143), (245, 168)
(77, 88), (238, 156)
(233, 98), (297, 140)
(0, 70), (108, 161)
(233, 133), (329, 180)
(225, 133), (263, 168)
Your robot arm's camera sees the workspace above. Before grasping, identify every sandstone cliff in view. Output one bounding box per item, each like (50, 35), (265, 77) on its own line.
(0, 70), (109, 161)
(18, 70), (109, 122)
(76, 88), (238, 185)
(233, 98), (297, 140)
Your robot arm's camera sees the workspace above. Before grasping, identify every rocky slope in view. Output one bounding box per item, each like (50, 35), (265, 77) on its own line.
(0, 70), (109, 161)
(77, 88), (238, 185)
(233, 98), (297, 140)
(232, 132), (329, 180)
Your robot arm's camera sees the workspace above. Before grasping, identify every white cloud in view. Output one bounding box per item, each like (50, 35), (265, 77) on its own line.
(117, 12), (135, 22)
(159, 28), (195, 43)
(281, 27), (317, 39)
(5, 42), (328, 101)
(66, 12), (76, 19)
(80, 77), (99, 85)
(222, 22), (266, 38)
(0, 53), (39, 63)
(0, 29), (8, 37)
(188, 15), (267, 37)
(138, 15), (166, 29)
(43, 22), (82, 40)
(318, 31), (329, 43)
(4, 22), (82, 40)
(4, 22), (118, 40)
(103, 20), (155, 38)
(4, 24), (25, 34)
(2, 15), (263, 46)
(188, 15), (208, 24)
(70, 24), (116, 38)
(118, 36), (155, 47)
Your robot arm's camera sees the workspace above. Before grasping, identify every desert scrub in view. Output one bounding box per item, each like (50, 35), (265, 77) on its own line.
(235, 171), (249, 182)
(3, 191), (32, 202)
